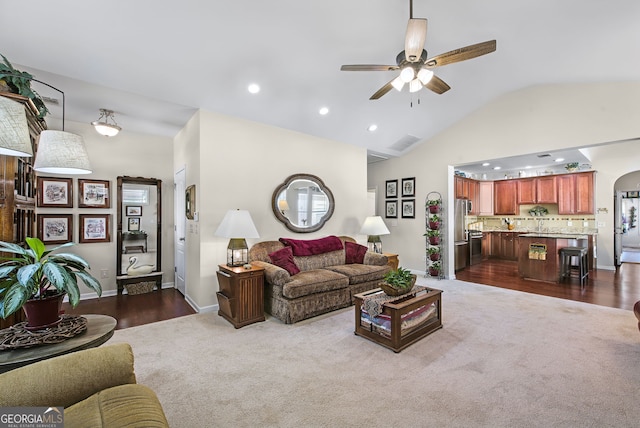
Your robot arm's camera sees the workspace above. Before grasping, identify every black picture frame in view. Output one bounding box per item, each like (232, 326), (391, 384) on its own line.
(385, 200), (398, 218)
(385, 179), (398, 198)
(126, 206), (142, 216)
(128, 217), (141, 232)
(401, 199), (415, 219)
(401, 177), (415, 197)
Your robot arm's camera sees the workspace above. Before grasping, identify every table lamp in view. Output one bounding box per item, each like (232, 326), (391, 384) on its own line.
(360, 216), (390, 253)
(215, 209), (260, 267)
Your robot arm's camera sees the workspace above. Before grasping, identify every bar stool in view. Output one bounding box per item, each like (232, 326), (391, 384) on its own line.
(559, 246), (589, 285)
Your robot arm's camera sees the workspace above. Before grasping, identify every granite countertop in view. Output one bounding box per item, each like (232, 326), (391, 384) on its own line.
(518, 233), (589, 239)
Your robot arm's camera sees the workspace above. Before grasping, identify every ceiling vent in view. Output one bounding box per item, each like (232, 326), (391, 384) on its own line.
(389, 134), (420, 152)
(42, 96), (59, 105)
(537, 153), (552, 158)
(367, 152), (389, 164)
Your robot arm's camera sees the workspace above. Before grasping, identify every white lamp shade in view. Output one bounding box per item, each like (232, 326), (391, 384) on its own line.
(34, 130), (92, 175)
(92, 122), (121, 137)
(0, 96), (32, 157)
(359, 216), (390, 236)
(215, 209), (260, 239)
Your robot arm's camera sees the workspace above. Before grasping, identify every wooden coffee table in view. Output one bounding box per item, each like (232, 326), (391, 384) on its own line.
(354, 287), (442, 352)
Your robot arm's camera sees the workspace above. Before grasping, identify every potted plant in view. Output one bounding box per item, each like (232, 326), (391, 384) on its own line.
(428, 214), (441, 230)
(427, 246), (441, 261)
(0, 237), (102, 330)
(0, 53), (49, 119)
(379, 267), (417, 296)
(424, 230), (441, 245)
(426, 199), (442, 214)
(428, 261), (442, 277)
(565, 162), (580, 172)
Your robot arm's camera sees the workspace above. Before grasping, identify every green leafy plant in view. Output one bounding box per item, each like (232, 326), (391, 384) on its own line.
(0, 237), (102, 319)
(427, 246), (441, 255)
(430, 261), (442, 270)
(424, 230), (441, 238)
(0, 53), (49, 119)
(565, 162), (580, 171)
(429, 214), (441, 222)
(426, 199), (441, 207)
(383, 267), (414, 290)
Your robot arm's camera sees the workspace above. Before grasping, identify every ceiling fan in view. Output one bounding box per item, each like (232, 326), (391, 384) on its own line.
(340, 0), (497, 100)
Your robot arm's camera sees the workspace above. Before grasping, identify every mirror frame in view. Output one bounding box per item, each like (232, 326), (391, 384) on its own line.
(116, 176), (162, 276)
(271, 173), (334, 233)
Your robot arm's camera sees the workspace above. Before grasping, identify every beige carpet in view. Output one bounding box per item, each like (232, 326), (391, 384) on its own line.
(112, 278), (640, 427)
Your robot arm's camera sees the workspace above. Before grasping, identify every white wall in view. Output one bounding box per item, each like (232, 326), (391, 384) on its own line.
(174, 110), (369, 312)
(37, 120), (174, 297)
(368, 82), (640, 275)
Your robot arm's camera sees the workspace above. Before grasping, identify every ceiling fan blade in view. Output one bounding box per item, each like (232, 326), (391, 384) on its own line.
(424, 75), (451, 94)
(341, 64), (399, 71)
(425, 40), (497, 67)
(405, 18), (427, 62)
(370, 79), (396, 100)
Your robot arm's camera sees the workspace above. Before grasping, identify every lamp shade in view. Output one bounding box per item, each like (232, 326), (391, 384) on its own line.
(215, 209), (260, 267)
(359, 216), (390, 236)
(0, 96), (32, 157)
(33, 130), (92, 174)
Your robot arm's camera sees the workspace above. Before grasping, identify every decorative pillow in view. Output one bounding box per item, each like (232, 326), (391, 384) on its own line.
(268, 246), (300, 276)
(345, 241), (367, 264)
(279, 236), (343, 256)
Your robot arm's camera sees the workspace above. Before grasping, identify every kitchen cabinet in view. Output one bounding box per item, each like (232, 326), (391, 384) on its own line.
(468, 179), (479, 215)
(557, 172), (595, 214)
(494, 180), (517, 215)
(517, 179), (536, 204)
(478, 181), (494, 215)
(517, 176), (557, 205)
(482, 232), (491, 260)
(455, 176), (470, 199)
(489, 232), (518, 261)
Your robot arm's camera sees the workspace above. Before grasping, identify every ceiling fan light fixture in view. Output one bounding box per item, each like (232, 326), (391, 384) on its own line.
(409, 78), (422, 93)
(391, 76), (405, 91)
(417, 68), (434, 84)
(91, 109), (121, 137)
(400, 67), (415, 83)
(405, 18), (427, 62)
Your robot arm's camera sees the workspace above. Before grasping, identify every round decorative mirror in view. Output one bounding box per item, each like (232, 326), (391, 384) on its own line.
(272, 173), (334, 233)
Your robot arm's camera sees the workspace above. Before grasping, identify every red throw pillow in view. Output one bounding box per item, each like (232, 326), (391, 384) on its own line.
(345, 241), (367, 264)
(268, 246), (300, 275)
(279, 236), (343, 256)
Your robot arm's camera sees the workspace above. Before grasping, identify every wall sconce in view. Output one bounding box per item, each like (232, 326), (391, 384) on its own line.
(92, 108), (121, 137)
(359, 216), (390, 254)
(278, 199), (289, 215)
(214, 209), (260, 267)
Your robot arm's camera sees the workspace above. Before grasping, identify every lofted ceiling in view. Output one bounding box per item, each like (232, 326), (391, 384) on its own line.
(1, 1), (638, 165)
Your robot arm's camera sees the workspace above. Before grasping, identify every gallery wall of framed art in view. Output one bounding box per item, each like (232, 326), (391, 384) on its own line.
(385, 177), (416, 220)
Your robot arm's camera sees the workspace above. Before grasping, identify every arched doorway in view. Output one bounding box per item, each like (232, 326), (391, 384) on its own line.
(614, 171), (640, 265)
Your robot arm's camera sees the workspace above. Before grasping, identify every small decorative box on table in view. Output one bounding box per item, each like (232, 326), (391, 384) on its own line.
(354, 286), (443, 352)
(216, 264), (265, 328)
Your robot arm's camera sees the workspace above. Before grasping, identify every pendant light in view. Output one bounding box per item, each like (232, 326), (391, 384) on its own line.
(0, 95), (32, 157)
(92, 109), (121, 137)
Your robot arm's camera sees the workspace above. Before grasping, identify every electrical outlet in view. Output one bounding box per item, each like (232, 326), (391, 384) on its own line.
(567, 221), (572, 226)
(100, 269), (109, 279)
(598, 221), (605, 227)
(517, 221), (521, 226)
(583, 221), (589, 227)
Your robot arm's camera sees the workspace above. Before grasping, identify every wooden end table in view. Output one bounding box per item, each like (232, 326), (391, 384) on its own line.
(354, 287), (442, 352)
(383, 253), (399, 270)
(216, 264), (265, 328)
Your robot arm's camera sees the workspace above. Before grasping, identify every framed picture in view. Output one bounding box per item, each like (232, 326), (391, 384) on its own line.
(79, 214), (111, 243)
(37, 177), (73, 208)
(385, 200), (398, 218)
(402, 199), (416, 219)
(385, 180), (398, 198)
(628, 191), (639, 198)
(185, 185), (196, 220)
(78, 179), (110, 208)
(401, 177), (415, 197)
(38, 214), (73, 244)
(128, 217), (141, 232)
(126, 206), (142, 216)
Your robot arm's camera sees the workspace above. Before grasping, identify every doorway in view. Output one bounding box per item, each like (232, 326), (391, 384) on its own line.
(174, 168), (187, 296)
(614, 171), (640, 266)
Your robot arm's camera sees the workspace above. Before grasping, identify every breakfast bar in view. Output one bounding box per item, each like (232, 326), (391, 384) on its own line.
(517, 233), (593, 283)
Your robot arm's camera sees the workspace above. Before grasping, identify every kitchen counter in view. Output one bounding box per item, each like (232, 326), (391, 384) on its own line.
(518, 234), (594, 283)
(519, 233), (589, 239)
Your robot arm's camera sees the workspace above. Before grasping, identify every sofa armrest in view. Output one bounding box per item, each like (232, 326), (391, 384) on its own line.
(0, 342), (136, 408)
(364, 252), (388, 266)
(251, 260), (291, 286)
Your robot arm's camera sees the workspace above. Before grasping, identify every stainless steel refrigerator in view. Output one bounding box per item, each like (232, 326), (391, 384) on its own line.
(454, 199), (471, 270)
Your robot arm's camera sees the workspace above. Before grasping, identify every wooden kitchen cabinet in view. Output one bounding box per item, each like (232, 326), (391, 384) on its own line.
(517, 179), (536, 204)
(468, 179), (479, 214)
(488, 232), (518, 261)
(478, 181), (494, 215)
(536, 176), (558, 203)
(482, 233), (491, 260)
(455, 176), (470, 199)
(216, 264), (265, 328)
(494, 180), (517, 215)
(557, 172), (595, 214)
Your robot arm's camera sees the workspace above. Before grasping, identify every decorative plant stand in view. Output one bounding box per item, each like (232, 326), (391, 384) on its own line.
(425, 192), (444, 279)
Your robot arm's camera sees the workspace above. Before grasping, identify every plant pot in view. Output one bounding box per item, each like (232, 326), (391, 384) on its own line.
(428, 205), (440, 214)
(428, 221), (441, 230)
(429, 268), (440, 277)
(429, 253), (441, 262)
(428, 237), (440, 245)
(22, 292), (65, 330)
(379, 274), (417, 296)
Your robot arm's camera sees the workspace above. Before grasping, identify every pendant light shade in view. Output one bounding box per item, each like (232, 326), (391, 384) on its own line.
(0, 96), (33, 157)
(92, 109), (121, 137)
(34, 130), (92, 174)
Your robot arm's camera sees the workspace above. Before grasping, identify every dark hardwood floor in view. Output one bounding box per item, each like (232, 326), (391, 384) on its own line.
(455, 259), (640, 311)
(62, 261), (640, 330)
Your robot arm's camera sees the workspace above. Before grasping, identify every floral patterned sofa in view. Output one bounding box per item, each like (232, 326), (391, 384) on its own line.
(248, 235), (390, 324)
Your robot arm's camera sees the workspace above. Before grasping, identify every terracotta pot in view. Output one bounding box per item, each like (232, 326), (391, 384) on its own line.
(429, 253), (441, 262)
(22, 292), (64, 330)
(428, 221), (441, 230)
(429, 268), (440, 277)
(428, 237), (440, 245)
(428, 205), (440, 214)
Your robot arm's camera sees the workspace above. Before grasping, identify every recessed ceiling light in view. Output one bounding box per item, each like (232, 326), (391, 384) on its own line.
(493, 166), (501, 170)
(525, 165), (532, 169)
(555, 157), (565, 162)
(247, 83), (260, 94)
(482, 162), (490, 166)
(319, 107), (329, 115)
(368, 124), (378, 132)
